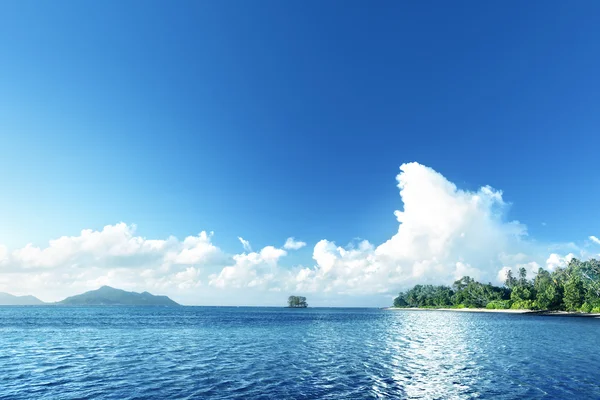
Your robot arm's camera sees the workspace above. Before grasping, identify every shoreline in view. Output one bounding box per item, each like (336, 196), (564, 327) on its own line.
(385, 307), (600, 318)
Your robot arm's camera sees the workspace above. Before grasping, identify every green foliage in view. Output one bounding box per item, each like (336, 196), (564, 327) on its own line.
(486, 300), (512, 309)
(511, 300), (535, 309)
(393, 277), (506, 309)
(563, 275), (585, 311)
(534, 268), (561, 310)
(510, 268), (536, 305)
(451, 277), (506, 308)
(393, 295), (408, 307)
(395, 284), (455, 308)
(504, 270), (517, 289)
(510, 285), (534, 302)
(391, 258), (600, 312)
(287, 296), (308, 308)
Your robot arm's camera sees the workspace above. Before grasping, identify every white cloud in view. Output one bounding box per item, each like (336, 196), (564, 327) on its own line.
(497, 266), (512, 283)
(9, 223), (171, 269)
(208, 246), (287, 289)
(0, 245), (7, 264)
(284, 237), (306, 250)
(259, 246), (287, 264)
(545, 253), (575, 271)
(498, 262), (542, 281)
(0, 223), (226, 301)
(290, 163), (533, 295)
(238, 237), (252, 252)
(6, 224), (222, 271)
(0, 162), (589, 305)
(167, 231), (221, 265)
(590, 236), (600, 245)
(171, 267), (203, 289)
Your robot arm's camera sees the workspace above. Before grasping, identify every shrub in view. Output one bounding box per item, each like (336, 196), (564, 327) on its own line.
(581, 302), (593, 313)
(511, 300), (535, 310)
(486, 300), (512, 309)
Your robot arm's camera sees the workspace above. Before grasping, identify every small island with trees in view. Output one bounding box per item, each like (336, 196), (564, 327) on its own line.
(392, 258), (600, 314)
(287, 295), (308, 308)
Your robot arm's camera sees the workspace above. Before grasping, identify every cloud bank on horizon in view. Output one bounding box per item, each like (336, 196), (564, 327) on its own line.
(0, 162), (590, 305)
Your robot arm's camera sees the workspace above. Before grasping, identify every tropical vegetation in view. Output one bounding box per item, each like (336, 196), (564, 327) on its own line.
(287, 296), (308, 308)
(392, 258), (600, 313)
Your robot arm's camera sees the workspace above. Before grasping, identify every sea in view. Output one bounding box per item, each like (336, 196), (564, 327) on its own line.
(0, 306), (599, 399)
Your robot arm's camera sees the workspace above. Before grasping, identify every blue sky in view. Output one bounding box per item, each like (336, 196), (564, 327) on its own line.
(1, 1), (599, 305)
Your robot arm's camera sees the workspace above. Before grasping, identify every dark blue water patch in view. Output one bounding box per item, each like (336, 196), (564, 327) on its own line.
(0, 307), (598, 399)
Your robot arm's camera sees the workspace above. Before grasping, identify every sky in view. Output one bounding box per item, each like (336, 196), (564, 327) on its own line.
(1, 1), (600, 306)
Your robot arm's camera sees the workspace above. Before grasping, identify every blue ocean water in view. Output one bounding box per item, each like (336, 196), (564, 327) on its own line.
(0, 307), (599, 399)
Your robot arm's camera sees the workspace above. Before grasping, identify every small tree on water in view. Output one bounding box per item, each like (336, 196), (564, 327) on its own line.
(287, 296), (308, 308)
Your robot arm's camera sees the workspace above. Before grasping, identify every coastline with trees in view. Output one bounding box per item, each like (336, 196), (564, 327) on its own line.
(391, 258), (600, 315)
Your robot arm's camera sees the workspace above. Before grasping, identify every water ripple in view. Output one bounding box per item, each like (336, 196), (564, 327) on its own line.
(0, 307), (599, 399)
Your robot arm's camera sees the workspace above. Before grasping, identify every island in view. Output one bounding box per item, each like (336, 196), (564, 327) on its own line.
(287, 295), (308, 308)
(58, 286), (180, 306)
(0, 292), (45, 306)
(391, 258), (600, 314)
(0, 286), (180, 306)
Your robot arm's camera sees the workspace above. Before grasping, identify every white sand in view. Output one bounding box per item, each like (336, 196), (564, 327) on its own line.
(386, 307), (600, 317)
(385, 307), (531, 314)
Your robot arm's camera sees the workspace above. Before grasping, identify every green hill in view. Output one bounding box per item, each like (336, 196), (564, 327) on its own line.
(58, 286), (180, 306)
(0, 292), (45, 305)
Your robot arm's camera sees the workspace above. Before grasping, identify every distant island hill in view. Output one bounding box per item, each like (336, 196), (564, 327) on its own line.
(0, 286), (180, 306)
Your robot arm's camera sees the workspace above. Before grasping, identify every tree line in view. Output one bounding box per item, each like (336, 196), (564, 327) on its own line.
(393, 258), (600, 312)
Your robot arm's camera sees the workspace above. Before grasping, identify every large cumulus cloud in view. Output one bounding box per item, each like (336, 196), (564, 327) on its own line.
(293, 162), (531, 295)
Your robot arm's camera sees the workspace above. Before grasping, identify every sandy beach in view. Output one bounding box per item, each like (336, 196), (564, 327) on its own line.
(385, 307), (600, 317)
(385, 307), (530, 314)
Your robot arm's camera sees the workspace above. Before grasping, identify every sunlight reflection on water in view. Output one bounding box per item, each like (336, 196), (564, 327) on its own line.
(0, 307), (599, 399)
